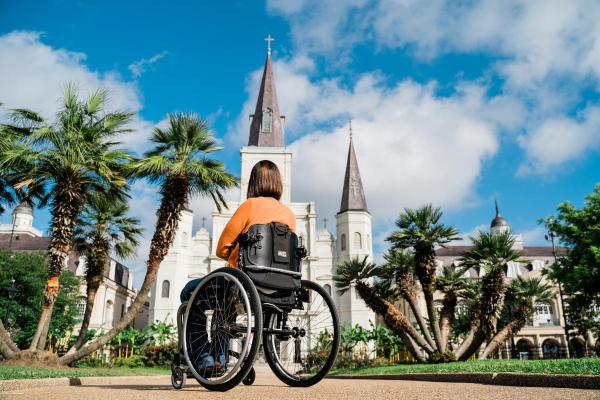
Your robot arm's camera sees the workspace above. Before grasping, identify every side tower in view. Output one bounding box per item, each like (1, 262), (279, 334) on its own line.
(335, 125), (374, 327)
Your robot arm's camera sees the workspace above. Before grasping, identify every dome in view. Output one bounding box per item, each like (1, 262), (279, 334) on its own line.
(490, 215), (509, 228)
(13, 201), (33, 216)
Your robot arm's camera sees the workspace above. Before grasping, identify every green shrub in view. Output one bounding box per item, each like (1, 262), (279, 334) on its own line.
(141, 343), (177, 367)
(115, 355), (145, 368)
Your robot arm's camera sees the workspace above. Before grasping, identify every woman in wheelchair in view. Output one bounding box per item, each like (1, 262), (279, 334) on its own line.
(173, 160), (339, 391)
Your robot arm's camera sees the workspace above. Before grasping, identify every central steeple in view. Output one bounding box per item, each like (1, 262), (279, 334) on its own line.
(248, 35), (284, 147)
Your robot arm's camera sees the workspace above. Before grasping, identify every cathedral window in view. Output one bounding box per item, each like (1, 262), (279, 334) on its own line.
(341, 234), (346, 251)
(534, 301), (554, 325)
(162, 280), (170, 298)
(323, 284), (332, 296)
(262, 108), (272, 132)
(353, 232), (362, 249)
(77, 297), (86, 320)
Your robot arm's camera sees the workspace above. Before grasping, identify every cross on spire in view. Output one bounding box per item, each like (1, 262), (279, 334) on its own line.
(265, 34), (275, 56)
(323, 217), (328, 229)
(201, 216), (206, 228)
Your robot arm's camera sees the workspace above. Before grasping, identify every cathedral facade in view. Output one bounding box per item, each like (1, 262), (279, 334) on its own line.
(149, 49), (375, 329)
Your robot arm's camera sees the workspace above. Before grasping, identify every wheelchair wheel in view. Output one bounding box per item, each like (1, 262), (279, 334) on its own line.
(170, 364), (185, 390)
(183, 267), (263, 392)
(263, 280), (340, 387)
(242, 367), (256, 385)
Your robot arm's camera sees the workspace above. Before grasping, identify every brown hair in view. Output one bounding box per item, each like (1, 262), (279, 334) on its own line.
(247, 160), (283, 200)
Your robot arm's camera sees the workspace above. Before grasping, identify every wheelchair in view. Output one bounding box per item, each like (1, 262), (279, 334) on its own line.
(171, 222), (340, 392)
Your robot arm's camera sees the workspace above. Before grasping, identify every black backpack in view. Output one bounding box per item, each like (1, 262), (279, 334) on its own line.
(237, 223), (307, 290)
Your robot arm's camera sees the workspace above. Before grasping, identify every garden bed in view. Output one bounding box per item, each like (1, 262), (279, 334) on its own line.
(0, 365), (169, 380)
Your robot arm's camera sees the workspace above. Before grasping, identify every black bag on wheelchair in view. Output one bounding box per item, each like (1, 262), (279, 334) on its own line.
(238, 222), (305, 291)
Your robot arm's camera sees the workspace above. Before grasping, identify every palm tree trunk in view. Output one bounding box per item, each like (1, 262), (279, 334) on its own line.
(31, 191), (82, 350)
(58, 178), (187, 365)
(396, 327), (426, 362)
(67, 282), (100, 354)
(355, 282), (434, 356)
(439, 294), (457, 351)
(0, 323), (18, 353)
(478, 307), (528, 360)
(423, 288), (444, 352)
(0, 337), (16, 359)
(405, 295), (436, 350)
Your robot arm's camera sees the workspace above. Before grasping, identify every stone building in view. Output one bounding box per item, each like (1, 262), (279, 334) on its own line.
(149, 47), (375, 329)
(0, 202), (149, 332)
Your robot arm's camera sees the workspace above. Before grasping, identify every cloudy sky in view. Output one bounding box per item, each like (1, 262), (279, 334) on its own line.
(2, 1), (600, 287)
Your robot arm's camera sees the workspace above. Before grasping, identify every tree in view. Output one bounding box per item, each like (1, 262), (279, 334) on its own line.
(334, 256), (429, 362)
(434, 264), (469, 351)
(543, 184), (600, 337)
(0, 84), (132, 350)
(58, 112), (237, 365)
(0, 251), (79, 349)
(456, 230), (525, 360)
(479, 276), (553, 359)
(67, 193), (143, 354)
(386, 205), (460, 353)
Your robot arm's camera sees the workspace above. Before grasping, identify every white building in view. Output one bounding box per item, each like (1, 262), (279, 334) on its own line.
(150, 48), (375, 329)
(0, 202), (148, 331)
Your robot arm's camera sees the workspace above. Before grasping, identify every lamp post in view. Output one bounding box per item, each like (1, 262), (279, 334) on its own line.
(545, 228), (571, 358)
(3, 279), (17, 327)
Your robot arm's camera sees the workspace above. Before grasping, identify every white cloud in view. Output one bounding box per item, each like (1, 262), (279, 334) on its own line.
(267, 0), (600, 175)
(128, 51), (168, 78)
(517, 106), (600, 175)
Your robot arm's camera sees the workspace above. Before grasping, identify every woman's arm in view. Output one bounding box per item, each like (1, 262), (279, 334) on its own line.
(216, 200), (252, 260)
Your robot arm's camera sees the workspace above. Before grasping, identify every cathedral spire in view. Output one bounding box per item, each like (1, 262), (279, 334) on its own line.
(248, 35), (284, 147)
(339, 121), (368, 213)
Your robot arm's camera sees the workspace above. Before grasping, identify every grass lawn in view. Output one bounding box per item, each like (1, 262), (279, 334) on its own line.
(0, 365), (170, 380)
(331, 358), (600, 376)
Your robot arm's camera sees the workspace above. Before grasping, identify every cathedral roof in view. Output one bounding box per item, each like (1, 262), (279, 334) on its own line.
(248, 42), (284, 147)
(339, 130), (368, 213)
(490, 200), (509, 229)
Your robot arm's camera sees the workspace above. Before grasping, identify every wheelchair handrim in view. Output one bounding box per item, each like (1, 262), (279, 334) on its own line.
(182, 271), (253, 385)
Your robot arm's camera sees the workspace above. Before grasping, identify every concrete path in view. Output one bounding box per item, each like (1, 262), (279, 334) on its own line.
(1, 372), (599, 400)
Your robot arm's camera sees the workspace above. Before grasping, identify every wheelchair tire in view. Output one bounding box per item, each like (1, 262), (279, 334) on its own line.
(242, 367), (256, 385)
(182, 267), (263, 392)
(263, 280), (340, 387)
(171, 365), (185, 390)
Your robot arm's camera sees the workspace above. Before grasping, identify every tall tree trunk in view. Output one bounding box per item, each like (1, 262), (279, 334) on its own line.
(396, 327), (426, 362)
(59, 178), (187, 365)
(67, 247), (109, 354)
(355, 281), (434, 356)
(423, 288), (444, 352)
(405, 295), (436, 350)
(439, 293), (457, 351)
(479, 306), (529, 360)
(67, 283), (100, 354)
(414, 250), (444, 352)
(31, 189), (82, 350)
(0, 322), (18, 353)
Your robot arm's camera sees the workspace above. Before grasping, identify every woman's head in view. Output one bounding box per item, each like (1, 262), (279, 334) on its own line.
(247, 160), (283, 200)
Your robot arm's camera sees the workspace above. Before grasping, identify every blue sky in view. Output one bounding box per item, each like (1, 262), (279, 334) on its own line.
(2, 1), (600, 287)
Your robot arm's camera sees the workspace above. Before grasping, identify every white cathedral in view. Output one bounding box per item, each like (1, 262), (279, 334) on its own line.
(149, 48), (375, 329)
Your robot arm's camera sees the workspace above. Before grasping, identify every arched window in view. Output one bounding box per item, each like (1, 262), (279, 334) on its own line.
(323, 284), (332, 296)
(534, 301), (553, 325)
(162, 280), (170, 298)
(262, 108), (272, 132)
(353, 232), (362, 249)
(341, 234), (346, 251)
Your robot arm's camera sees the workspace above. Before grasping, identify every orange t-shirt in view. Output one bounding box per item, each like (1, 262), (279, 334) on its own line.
(216, 196), (297, 267)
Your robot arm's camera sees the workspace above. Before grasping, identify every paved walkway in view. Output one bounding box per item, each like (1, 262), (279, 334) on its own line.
(1, 372), (599, 400)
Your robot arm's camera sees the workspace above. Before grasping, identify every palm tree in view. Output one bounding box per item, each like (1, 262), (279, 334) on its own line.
(58, 112), (237, 365)
(0, 85), (133, 351)
(479, 276), (553, 359)
(456, 230), (525, 360)
(435, 264), (469, 351)
(386, 205), (460, 352)
(381, 249), (436, 350)
(67, 193), (143, 354)
(334, 256), (430, 361)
